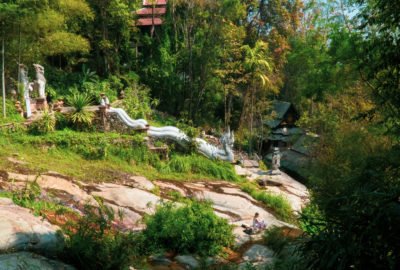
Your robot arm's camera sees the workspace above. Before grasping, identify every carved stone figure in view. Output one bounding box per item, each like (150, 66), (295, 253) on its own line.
(108, 108), (148, 129)
(148, 126), (235, 162)
(33, 64), (46, 98)
(271, 147), (281, 171)
(18, 64), (31, 118)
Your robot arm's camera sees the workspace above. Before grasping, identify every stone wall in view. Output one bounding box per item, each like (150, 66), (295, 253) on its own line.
(93, 108), (147, 134)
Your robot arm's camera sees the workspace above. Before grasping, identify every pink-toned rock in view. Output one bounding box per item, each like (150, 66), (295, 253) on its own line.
(129, 176), (155, 191)
(91, 183), (161, 214)
(6, 172), (97, 206)
(0, 198), (61, 253)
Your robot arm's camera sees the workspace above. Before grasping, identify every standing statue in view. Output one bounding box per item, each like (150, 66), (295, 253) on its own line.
(19, 64), (31, 118)
(271, 147), (281, 174)
(33, 64), (46, 98)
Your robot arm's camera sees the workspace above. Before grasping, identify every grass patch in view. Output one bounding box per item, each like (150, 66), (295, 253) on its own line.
(240, 182), (294, 222)
(160, 154), (240, 181)
(0, 129), (239, 182)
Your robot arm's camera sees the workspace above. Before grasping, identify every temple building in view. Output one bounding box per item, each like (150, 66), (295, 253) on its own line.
(136, 0), (167, 28)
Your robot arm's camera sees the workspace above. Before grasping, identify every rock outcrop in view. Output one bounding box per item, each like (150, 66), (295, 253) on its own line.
(0, 198), (61, 254)
(0, 252), (75, 270)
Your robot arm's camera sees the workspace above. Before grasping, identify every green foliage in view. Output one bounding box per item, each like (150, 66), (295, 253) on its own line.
(61, 201), (143, 270)
(264, 226), (291, 254)
(240, 182), (294, 222)
(9, 178), (70, 217)
(0, 100), (24, 125)
(356, 0), (400, 136)
(161, 154), (239, 181)
(143, 200), (234, 256)
(121, 82), (156, 120)
(297, 125), (400, 270)
(29, 110), (56, 134)
(66, 92), (94, 129)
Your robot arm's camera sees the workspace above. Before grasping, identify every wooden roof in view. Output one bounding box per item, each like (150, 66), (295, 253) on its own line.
(137, 7), (167, 16)
(143, 0), (167, 6)
(137, 17), (163, 26)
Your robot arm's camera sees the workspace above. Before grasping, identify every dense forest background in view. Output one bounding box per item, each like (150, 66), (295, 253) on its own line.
(1, 0), (400, 269)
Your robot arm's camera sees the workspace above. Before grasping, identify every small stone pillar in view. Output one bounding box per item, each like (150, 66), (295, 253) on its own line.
(99, 105), (109, 131)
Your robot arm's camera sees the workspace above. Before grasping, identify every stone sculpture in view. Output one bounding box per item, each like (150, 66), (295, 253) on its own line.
(271, 147), (281, 173)
(148, 126), (235, 162)
(33, 64), (46, 98)
(108, 107), (235, 162)
(18, 64), (31, 118)
(108, 108), (149, 130)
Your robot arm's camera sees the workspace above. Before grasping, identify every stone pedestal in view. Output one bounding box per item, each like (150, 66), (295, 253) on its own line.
(35, 98), (48, 111)
(98, 106), (109, 131)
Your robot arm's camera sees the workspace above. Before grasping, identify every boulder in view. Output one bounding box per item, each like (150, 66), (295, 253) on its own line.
(129, 176), (155, 191)
(242, 244), (274, 265)
(0, 252), (75, 270)
(91, 183), (161, 214)
(175, 255), (199, 269)
(0, 198), (61, 254)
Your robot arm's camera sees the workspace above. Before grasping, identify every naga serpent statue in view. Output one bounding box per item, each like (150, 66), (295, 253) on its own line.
(108, 108), (235, 162)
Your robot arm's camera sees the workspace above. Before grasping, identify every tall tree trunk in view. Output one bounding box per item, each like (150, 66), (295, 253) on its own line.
(2, 33), (6, 118)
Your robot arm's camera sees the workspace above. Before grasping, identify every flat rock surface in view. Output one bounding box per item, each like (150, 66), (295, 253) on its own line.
(91, 183), (161, 214)
(0, 252), (75, 270)
(1, 169), (306, 249)
(237, 167), (309, 212)
(128, 176), (155, 191)
(0, 198), (61, 253)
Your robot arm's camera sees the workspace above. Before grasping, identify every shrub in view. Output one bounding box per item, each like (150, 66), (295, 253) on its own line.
(29, 110), (56, 134)
(143, 200), (234, 256)
(121, 83), (156, 119)
(61, 202), (143, 270)
(66, 92), (94, 130)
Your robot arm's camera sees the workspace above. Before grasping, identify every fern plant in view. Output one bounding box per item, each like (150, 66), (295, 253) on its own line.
(66, 93), (94, 130)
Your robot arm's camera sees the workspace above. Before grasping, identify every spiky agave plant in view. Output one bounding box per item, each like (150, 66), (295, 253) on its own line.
(66, 93), (94, 130)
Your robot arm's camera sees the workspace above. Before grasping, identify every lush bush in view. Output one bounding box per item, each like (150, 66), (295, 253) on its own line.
(29, 110), (56, 134)
(121, 82), (157, 120)
(0, 99), (25, 125)
(296, 125), (400, 270)
(66, 92), (94, 130)
(143, 200), (234, 256)
(61, 202), (143, 270)
(240, 182), (294, 222)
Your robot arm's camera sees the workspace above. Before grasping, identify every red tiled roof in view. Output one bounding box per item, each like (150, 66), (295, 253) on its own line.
(137, 7), (167, 16)
(143, 0), (167, 6)
(137, 17), (163, 26)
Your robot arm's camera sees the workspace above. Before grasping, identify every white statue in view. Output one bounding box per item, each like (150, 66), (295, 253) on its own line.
(108, 107), (149, 129)
(148, 126), (235, 162)
(105, 106), (235, 162)
(19, 64), (31, 118)
(271, 147), (281, 172)
(33, 64), (46, 98)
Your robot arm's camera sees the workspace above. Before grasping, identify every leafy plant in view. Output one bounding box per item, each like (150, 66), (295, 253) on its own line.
(143, 200), (234, 256)
(66, 92), (94, 129)
(29, 110), (56, 134)
(61, 201), (143, 270)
